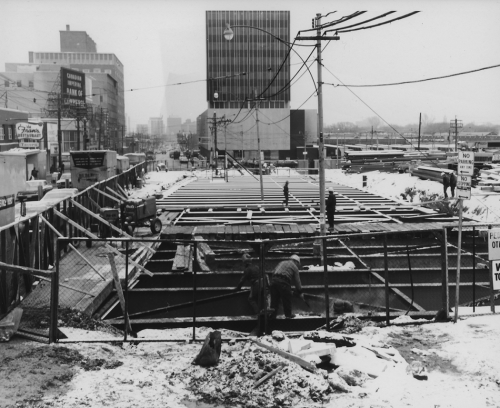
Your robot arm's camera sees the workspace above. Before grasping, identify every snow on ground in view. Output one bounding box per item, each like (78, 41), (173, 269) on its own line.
(326, 169), (500, 224)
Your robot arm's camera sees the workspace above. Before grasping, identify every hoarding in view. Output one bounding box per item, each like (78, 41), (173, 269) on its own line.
(61, 67), (86, 108)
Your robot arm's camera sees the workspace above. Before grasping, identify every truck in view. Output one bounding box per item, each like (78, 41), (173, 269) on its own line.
(70, 150), (117, 191)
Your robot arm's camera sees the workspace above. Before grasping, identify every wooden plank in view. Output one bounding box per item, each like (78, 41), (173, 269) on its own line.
(172, 245), (188, 271)
(107, 253), (134, 336)
(252, 225), (261, 240)
(282, 225), (292, 238)
(289, 224), (300, 236)
(250, 339), (317, 373)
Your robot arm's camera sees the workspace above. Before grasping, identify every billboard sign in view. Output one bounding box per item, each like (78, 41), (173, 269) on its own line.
(15, 122), (43, 140)
(61, 67), (86, 108)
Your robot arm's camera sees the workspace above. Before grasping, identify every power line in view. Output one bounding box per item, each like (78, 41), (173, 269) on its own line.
(323, 11), (396, 34)
(336, 11), (420, 33)
(324, 63), (500, 87)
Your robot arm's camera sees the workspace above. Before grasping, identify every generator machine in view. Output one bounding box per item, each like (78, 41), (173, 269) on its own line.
(122, 197), (162, 234)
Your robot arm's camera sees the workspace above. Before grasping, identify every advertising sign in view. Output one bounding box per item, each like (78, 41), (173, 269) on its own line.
(456, 174), (471, 200)
(15, 122), (43, 140)
(458, 151), (475, 176)
(491, 260), (500, 290)
(71, 152), (106, 169)
(61, 67), (86, 108)
(19, 141), (39, 148)
(47, 123), (58, 143)
(488, 228), (500, 260)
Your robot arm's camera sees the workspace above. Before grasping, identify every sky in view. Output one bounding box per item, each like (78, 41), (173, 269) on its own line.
(1, 0), (499, 131)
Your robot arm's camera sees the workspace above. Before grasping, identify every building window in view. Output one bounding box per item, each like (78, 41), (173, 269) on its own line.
(8, 127), (12, 140)
(83, 69), (90, 73)
(0, 127), (4, 140)
(93, 68), (101, 73)
(104, 69), (112, 74)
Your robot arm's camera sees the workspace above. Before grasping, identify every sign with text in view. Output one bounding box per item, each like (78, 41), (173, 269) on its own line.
(488, 228), (500, 260)
(15, 122), (43, 140)
(47, 123), (58, 143)
(71, 152), (106, 169)
(491, 260), (500, 290)
(61, 67), (86, 108)
(458, 151), (475, 176)
(19, 141), (39, 148)
(457, 175), (472, 200)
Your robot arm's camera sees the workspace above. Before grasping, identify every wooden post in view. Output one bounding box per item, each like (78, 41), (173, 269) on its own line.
(125, 240), (129, 342)
(323, 237), (330, 331)
(261, 242), (268, 335)
(472, 226), (476, 313)
(441, 228), (449, 319)
(454, 199), (464, 323)
(107, 253), (134, 336)
(0, 230), (7, 314)
(383, 234), (390, 326)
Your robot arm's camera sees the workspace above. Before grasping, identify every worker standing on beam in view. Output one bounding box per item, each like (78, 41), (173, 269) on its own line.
(441, 172), (451, 198)
(283, 181), (289, 207)
(234, 254), (269, 315)
(450, 171), (457, 198)
(326, 187), (336, 231)
(269, 254), (304, 319)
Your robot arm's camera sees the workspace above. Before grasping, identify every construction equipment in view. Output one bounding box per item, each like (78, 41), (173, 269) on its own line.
(121, 196), (162, 234)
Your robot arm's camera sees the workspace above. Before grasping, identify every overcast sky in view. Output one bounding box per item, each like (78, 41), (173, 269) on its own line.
(1, 0), (499, 131)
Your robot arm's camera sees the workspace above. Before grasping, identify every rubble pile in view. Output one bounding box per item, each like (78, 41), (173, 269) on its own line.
(58, 308), (123, 335)
(330, 314), (378, 334)
(187, 341), (334, 407)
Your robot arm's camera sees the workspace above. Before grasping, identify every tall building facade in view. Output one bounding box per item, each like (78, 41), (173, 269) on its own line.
(201, 11), (292, 160)
(28, 25), (125, 146)
(148, 117), (164, 136)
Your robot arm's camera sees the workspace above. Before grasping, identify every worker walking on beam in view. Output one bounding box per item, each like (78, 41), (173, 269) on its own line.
(269, 254), (304, 319)
(234, 254), (269, 315)
(283, 180), (289, 207)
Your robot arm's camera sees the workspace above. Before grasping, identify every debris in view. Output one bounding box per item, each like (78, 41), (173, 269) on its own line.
(0, 307), (23, 342)
(407, 360), (428, 380)
(327, 372), (351, 393)
(271, 330), (286, 341)
(303, 330), (356, 348)
(332, 346), (389, 378)
(335, 366), (370, 387)
(192, 331), (222, 367)
(250, 338), (317, 373)
(253, 363), (284, 388)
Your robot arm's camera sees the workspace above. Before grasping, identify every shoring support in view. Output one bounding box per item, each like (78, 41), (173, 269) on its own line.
(49, 239), (60, 344)
(440, 227), (449, 318)
(322, 237), (330, 331)
(383, 234), (390, 326)
(53, 209), (153, 277)
(192, 241), (197, 342)
(39, 215), (106, 281)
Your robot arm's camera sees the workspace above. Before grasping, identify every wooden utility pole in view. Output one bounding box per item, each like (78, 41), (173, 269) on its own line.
(418, 113), (422, 151)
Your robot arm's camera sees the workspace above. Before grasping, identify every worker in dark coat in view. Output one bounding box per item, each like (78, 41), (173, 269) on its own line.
(441, 172), (451, 198)
(234, 254), (269, 314)
(326, 187), (337, 230)
(270, 254), (304, 319)
(450, 171), (457, 198)
(283, 181), (289, 206)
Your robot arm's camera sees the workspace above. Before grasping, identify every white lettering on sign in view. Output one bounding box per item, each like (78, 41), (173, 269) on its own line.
(488, 228), (500, 260)
(491, 260), (500, 290)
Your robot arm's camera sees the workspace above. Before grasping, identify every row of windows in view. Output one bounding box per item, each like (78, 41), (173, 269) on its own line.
(81, 68), (113, 74)
(3, 80), (34, 88)
(0, 126), (14, 141)
(35, 52), (114, 61)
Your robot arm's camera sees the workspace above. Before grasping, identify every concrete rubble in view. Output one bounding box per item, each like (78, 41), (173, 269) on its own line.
(184, 322), (414, 408)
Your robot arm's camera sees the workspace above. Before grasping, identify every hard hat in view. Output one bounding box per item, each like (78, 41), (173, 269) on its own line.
(242, 253), (251, 261)
(290, 254), (301, 265)
(328, 187), (333, 192)
(440, 172), (445, 176)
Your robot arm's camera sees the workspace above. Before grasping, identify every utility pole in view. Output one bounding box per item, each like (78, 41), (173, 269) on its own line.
(98, 107), (103, 150)
(76, 116), (81, 150)
(296, 16), (339, 243)
(57, 92), (62, 169)
(316, 13), (326, 238)
(417, 112), (422, 151)
(213, 111), (218, 174)
(254, 90), (264, 201)
(122, 125), (125, 154)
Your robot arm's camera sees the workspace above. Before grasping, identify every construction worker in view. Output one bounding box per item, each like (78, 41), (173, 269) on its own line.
(270, 254), (304, 319)
(450, 171), (457, 198)
(326, 187), (336, 230)
(283, 181), (289, 206)
(441, 172), (451, 198)
(234, 254), (269, 315)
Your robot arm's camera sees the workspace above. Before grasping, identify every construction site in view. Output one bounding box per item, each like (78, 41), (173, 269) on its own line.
(0, 161), (497, 343)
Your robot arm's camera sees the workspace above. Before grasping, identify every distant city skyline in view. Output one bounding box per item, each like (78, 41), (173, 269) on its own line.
(1, 0), (499, 132)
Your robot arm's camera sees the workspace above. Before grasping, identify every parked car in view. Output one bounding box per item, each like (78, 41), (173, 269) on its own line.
(17, 180), (53, 202)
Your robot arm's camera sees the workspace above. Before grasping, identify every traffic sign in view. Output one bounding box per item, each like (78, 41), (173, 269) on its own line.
(456, 174), (471, 200)
(488, 228), (500, 260)
(458, 151), (475, 175)
(491, 260), (500, 290)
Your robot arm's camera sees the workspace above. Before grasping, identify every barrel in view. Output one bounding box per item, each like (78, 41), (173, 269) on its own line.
(136, 178), (143, 188)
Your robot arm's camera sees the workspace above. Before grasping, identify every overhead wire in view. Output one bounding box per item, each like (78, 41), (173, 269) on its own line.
(323, 11), (396, 34)
(336, 11), (420, 33)
(324, 63), (500, 87)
